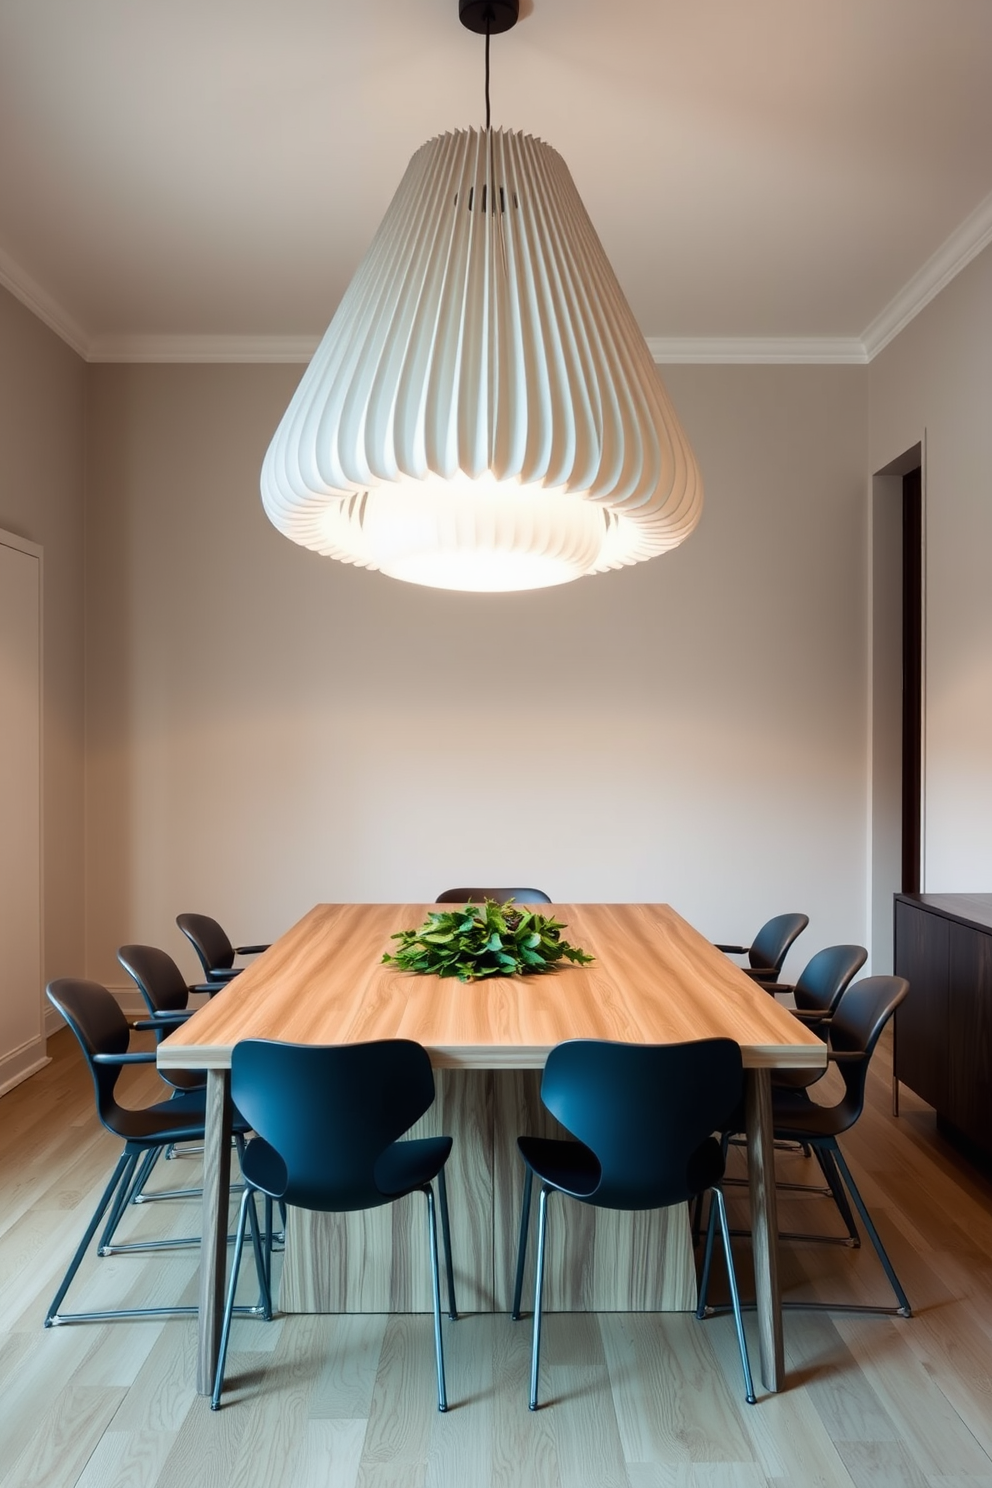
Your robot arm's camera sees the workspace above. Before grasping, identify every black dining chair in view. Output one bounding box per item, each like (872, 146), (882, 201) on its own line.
(43, 979), (265, 1326)
(710, 975), (912, 1316)
(435, 887), (552, 905)
(768, 943), (868, 1092)
(211, 1037), (458, 1412)
(117, 943), (208, 1084)
(117, 942), (255, 1209)
(176, 913), (270, 985)
(716, 912), (809, 984)
(512, 1038), (756, 1410)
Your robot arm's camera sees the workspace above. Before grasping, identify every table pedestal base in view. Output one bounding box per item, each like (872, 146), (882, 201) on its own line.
(280, 1070), (698, 1313)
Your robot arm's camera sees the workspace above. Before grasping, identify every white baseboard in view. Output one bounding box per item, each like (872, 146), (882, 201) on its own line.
(0, 1035), (51, 1098)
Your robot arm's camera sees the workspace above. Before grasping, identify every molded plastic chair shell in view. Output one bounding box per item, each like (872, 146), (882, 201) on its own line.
(117, 943), (205, 1092)
(775, 975), (909, 1140)
(176, 913), (270, 983)
(42, 979), (258, 1328)
(435, 887), (552, 905)
(513, 1038), (755, 1409)
(713, 975), (912, 1317)
(211, 1038), (457, 1413)
(716, 912), (809, 982)
(771, 943), (868, 1092)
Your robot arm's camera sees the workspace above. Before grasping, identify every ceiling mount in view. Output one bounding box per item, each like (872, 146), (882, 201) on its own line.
(459, 0), (519, 36)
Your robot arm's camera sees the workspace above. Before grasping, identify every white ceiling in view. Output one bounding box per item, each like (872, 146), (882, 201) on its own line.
(2, 0), (992, 362)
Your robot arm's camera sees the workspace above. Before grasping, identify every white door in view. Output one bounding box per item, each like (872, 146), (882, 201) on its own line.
(0, 530), (45, 1094)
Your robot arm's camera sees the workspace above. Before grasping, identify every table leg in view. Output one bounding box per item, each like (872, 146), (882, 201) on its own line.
(745, 1066), (783, 1392)
(196, 1068), (232, 1395)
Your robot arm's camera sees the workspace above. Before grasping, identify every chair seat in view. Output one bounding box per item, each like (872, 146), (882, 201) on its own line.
(163, 1067), (207, 1092)
(518, 1133), (725, 1209)
(518, 1135), (600, 1198)
(112, 1090), (251, 1147)
(771, 1067), (821, 1092)
(241, 1133), (454, 1211)
(376, 1136), (453, 1197)
(771, 1087), (846, 1141)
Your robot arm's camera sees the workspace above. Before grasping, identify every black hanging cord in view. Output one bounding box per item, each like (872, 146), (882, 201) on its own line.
(485, 11), (492, 132)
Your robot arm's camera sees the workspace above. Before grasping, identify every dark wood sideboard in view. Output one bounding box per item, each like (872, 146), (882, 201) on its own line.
(894, 892), (992, 1162)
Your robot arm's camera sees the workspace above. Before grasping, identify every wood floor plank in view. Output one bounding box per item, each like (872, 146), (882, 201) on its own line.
(491, 1310), (563, 1488)
(2, 1383), (126, 1488)
(600, 1313), (756, 1466)
(627, 1465), (769, 1487)
(74, 1427), (180, 1488)
(284, 1419), (367, 1488)
(303, 1313), (388, 1418)
(4, 1018), (992, 1487)
(425, 1315), (494, 1488)
(354, 1313), (437, 1488)
(832, 1315), (992, 1481)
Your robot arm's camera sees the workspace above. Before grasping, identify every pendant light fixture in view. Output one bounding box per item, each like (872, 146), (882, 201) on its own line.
(261, 0), (702, 592)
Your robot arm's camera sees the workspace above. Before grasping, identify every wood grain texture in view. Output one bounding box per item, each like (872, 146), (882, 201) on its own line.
(744, 1068), (782, 1393)
(157, 904), (827, 1072)
(196, 1069), (232, 1395)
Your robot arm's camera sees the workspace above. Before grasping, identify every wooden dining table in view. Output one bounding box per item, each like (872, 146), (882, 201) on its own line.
(157, 902), (826, 1395)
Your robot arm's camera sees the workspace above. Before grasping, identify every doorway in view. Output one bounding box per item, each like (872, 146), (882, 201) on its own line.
(870, 444), (924, 972)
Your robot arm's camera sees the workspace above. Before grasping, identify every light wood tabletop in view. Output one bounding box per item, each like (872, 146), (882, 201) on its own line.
(158, 902), (825, 1399)
(157, 902), (825, 1070)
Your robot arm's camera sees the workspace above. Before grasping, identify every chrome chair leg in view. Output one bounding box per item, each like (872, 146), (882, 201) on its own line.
(425, 1184), (448, 1413)
(436, 1166), (458, 1321)
(529, 1185), (551, 1411)
(95, 1150), (143, 1254)
(712, 1186), (757, 1404)
(511, 1167), (533, 1320)
(46, 1153), (133, 1325)
(211, 1186), (254, 1409)
(814, 1146), (860, 1244)
(831, 1148), (911, 1315)
(696, 1188), (719, 1318)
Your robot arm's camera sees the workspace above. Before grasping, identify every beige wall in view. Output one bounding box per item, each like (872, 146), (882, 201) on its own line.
(0, 285), (86, 989)
(85, 361), (869, 986)
(869, 241), (992, 892)
(6, 229), (989, 1007)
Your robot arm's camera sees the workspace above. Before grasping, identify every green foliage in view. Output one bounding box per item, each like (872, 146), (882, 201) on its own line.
(383, 899), (594, 983)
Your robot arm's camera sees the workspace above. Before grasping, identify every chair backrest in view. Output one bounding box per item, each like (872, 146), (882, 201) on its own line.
(118, 943), (191, 1015)
(46, 978), (132, 1134)
(826, 974), (909, 1131)
(540, 1038), (744, 1210)
(230, 1039), (437, 1212)
(435, 887), (552, 905)
(792, 943), (868, 1016)
(749, 912), (809, 976)
(176, 913), (235, 976)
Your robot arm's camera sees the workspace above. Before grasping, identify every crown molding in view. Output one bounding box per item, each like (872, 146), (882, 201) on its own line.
(0, 243), (88, 358)
(6, 186), (992, 367)
(647, 336), (867, 365)
(86, 334), (320, 364)
(862, 185), (992, 361)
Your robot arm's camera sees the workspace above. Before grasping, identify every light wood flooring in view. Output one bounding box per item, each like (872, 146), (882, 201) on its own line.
(2, 1025), (992, 1487)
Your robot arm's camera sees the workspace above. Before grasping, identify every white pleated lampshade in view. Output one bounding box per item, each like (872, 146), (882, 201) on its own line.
(262, 127), (702, 592)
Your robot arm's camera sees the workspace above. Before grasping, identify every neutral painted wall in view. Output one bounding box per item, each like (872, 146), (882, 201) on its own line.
(869, 241), (992, 892)
(0, 285), (86, 990)
(85, 361), (869, 986)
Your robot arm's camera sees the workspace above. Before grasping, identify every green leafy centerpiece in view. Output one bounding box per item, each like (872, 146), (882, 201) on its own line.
(383, 899), (594, 983)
